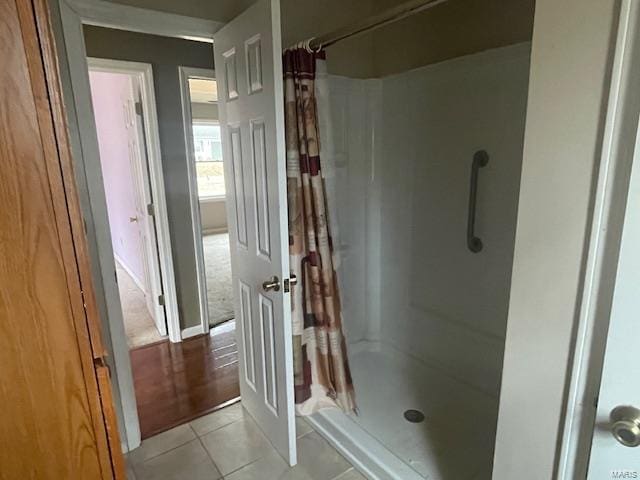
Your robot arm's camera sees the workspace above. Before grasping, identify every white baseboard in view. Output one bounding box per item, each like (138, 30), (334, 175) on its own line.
(114, 253), (147, 294)
(181, 324), (208, 340)
(202, 226), (228, 235)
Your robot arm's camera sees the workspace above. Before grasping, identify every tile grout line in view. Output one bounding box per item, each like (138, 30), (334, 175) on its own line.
(193, 408), (245, 438)
(194, 412), (267, 478)
(219, 453), (268, 478)
(194, 428), (225, 479)
(331, 467), (357, 480)
(130, 425), (198, 471)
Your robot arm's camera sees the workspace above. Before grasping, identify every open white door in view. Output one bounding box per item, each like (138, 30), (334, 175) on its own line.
(586, 123), (640, 477)
(214, 0), (296, 466)
(127, 81), (167, 337)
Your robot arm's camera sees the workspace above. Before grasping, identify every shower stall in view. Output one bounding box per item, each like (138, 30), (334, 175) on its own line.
(308, 42), (531, 480)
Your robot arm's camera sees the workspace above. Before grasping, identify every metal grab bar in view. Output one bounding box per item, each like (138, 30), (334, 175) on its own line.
(467, 150), (489, 253)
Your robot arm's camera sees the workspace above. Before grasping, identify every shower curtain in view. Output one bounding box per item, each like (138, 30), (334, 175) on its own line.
(283, 46), (356, 415)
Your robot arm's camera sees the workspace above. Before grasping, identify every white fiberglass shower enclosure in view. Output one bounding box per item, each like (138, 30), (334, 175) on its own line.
(306, 43), (531, 480)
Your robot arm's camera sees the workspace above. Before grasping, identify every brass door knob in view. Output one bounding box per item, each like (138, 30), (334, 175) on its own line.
(610, 405), (640, 447)
(262, 276), (280, 292)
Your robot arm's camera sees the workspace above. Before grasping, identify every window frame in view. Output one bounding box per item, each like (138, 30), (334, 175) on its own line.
(191, 117), (226, 201)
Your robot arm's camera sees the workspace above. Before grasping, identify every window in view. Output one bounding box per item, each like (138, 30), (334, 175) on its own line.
(193, 122), (225, 197)
(187, 77), (224, 198)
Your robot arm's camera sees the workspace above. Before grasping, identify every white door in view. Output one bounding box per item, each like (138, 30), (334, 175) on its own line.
(214, 0), (296, 466)
(586, 136), (640, 476)
(126, 80), (167, 336)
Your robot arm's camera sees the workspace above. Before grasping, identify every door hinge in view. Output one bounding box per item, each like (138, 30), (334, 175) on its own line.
(135, 101), (143, 116)
(147, 203), (155, 216)
(283, 274), (298, 293)
(94, 356), (111, 376)
(158, 294), (165, 306)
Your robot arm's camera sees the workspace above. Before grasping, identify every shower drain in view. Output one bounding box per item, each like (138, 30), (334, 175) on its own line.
(403, 409), (425, 423)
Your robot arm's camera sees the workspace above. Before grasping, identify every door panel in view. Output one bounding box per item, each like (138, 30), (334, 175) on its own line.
(214, 0), (296, 466)
(129, 85), (166, 335)
(587, 116), (640, 477)
(1, 0), (121, 478)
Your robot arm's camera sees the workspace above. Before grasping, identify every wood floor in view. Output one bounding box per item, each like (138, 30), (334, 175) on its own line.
(131, 321), (240, 439)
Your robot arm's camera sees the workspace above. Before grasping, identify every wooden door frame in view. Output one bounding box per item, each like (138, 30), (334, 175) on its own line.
(87, 57), (177, 340)
(557, 0), (640, 477)
(53, 0), (224, 452)
(178, 66), (218, 339)
(16, 0), (125, 476)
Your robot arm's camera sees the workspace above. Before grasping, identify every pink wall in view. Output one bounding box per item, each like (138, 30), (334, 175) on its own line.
(89, 70), (145, 286)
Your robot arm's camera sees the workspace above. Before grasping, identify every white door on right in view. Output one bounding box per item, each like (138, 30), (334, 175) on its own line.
(586, 112), (640, 477)
(213, 0), (297, 467)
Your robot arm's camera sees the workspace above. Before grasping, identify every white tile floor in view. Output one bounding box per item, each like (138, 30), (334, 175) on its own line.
(126, 402), (366, 480)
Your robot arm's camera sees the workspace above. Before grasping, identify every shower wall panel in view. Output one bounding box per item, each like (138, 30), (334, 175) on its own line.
(378, 43), (531, 395)
(319, 74), (382, 345)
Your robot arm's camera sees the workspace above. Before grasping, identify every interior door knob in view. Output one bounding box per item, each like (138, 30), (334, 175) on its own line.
(610, 405), (640, 447)
(262, 276), (280, 292)
(129, 216), (139, 223)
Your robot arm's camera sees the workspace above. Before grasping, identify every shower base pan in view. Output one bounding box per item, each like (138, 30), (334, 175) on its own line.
(308, 342), (498, 480)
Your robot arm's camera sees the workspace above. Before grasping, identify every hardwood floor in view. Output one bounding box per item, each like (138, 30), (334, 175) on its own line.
(131, 321), (240, 439)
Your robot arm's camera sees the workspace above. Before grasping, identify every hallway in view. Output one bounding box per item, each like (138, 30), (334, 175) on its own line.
(131, 321), (240, 439)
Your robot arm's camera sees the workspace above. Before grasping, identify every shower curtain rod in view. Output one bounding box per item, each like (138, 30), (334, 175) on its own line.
(308, 0), (448, 50)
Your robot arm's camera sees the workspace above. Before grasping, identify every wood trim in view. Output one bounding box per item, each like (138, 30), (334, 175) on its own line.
(13, 2), (113, 478)
(96, 363), (127, 478)
(28, 0), (125, 477)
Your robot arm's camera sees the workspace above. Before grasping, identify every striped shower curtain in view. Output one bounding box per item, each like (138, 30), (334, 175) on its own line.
(283, 46), (356, 415)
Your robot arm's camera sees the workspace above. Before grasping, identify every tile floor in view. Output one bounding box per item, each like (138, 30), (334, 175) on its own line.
(126, 402), (366, 480)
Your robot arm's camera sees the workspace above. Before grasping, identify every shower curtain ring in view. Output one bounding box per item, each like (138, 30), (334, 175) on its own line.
(304, 37), (322, 53)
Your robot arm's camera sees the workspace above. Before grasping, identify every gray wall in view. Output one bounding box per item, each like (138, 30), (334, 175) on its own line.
(84, 26), (214, 329)
(280, 0), (377, 78)
(370, 0), (535, 77)
(280, 0), (535, 78)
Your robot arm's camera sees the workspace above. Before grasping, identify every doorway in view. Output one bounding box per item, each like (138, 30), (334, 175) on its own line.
(82, 27), (243, 442)
(179, 68), (236, 336)
(88, 59), (171, 349)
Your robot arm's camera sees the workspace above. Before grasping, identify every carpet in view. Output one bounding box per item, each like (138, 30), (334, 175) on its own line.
(202, 232), (235, 326)
(115, 262), (166, 348)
